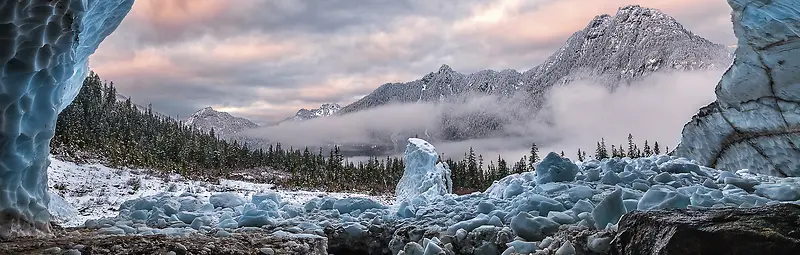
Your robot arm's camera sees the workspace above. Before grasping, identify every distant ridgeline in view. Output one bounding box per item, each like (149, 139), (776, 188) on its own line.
(51, 73), (667, 193)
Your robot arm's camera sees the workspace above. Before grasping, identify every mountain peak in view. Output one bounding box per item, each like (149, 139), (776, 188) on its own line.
(284, 103), (342, 123)
(185, 107), (258, 136)
(438, 64), (454, 74)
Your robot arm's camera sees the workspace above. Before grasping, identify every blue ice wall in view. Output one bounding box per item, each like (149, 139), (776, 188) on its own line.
(0, 0), (133, 238)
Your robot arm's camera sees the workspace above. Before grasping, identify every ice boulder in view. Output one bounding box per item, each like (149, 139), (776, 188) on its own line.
(674, 0), (800, 177)
(210, 193), (246, 208)
(536, 152), (579, 184)
(395, 138), (453, 204)
(0, 0), (133, 238)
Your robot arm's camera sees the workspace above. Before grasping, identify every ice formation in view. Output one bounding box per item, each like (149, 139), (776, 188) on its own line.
(0, 0), (133, 238)
(395, 138), (453, 205)
(674, 0), (800, 177)
(81, 151), (800, 254)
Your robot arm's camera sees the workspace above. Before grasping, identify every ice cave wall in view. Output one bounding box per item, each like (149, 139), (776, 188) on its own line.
(0, 0), (133, 238)
(674, 0), (800, 177)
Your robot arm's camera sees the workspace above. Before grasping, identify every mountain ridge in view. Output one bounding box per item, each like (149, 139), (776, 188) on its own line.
(338, 5), (732, 115)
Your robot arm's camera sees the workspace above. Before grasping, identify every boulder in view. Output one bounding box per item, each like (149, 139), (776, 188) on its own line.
(611, 203), (800, 255)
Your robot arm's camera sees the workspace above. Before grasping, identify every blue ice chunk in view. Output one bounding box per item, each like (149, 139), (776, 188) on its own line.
(569, 185), (594, 202)
(97, 227), (126, 235)
(489, 215), (504, 226)
(190, 216), (212, 230)
(754, 183), (800, 201)
(653, 172), (674, 183)
(637, 185), (690, 210)
(237, 209), (276, 228)
(304, 200), (319, 212)
(210, 193), (246, 208)
(447, 214), (489, 234)
(258, 200), (279, 212)
(600, 171), (622, 185)
(478, 201), (495, 214)
(623, 199), (639, 212)
(660, 161), (708, 177)
(585, 169), (602, 182)
(536, 152), (579, 184)
(179, 197), (204, 212)
(717, 171), (739, 183)
(548, 211), (576, 224)
(343, 222), (365, 237)
(510, 212), (560, 241)
(504, 182), (525, 198)
(572, 199), (595, 215)
(424, 240), (443, 255)
(252, 192), (282, 205)
(703, 179), (720, 189)
(130, 210), (149, 221)
(601, 158), (628, 173)
(592, 189), (626, 229)
(724, 177), (760, 192)
(333, 197), (386, 214)
(509, 193), (566, 216)
(632, 181), (650, 191)
(319, 197), (336, 210)
(215, 229), (232, 237)
(397, 201), (415, 218)
(217, 219), (238, 229)
(507, 240), (539, 254)
(176, 212), (202, 224)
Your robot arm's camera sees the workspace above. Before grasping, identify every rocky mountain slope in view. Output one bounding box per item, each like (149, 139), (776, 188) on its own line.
(673, 0), (800, 177)
(282, 103), (342, 123)
(185, 107), (259, 137)
(339, 5), (732, 115)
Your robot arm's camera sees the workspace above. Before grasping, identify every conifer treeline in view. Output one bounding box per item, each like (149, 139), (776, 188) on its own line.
(51, 73), (666, 194)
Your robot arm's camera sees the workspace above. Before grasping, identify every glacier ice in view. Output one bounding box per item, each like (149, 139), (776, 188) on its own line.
(674, 0), (800, 177)
(0, 0), (133, 238)
(395, 138), (453, 205)
(535, 152), (579, 184)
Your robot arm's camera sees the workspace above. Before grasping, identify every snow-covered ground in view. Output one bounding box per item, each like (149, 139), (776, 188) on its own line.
(47, 157), (393, 227)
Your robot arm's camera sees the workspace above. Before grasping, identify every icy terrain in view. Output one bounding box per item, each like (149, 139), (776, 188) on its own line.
(45, 157), (392, 228)
(74, 138), (800, 254)
(0, 0), (133, 238)
(674, 0), (800, 177)
(395, 138), (453, 205)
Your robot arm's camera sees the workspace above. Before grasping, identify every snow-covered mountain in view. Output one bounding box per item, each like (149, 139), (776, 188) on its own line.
(185, 107), (259, 137)
(339, 5), (732, 115)
(283, 103), (342, 122)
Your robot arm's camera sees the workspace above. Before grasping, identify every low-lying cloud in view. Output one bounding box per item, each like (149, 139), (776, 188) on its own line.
(243, 69), (724, 162)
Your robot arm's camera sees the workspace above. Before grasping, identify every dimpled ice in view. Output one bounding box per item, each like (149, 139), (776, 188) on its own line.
(0, 0), (133, 238)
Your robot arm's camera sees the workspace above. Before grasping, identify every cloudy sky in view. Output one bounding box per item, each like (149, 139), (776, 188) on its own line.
(90, 0), (735, 125)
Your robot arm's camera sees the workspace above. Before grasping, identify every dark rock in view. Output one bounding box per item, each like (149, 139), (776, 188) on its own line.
(611, 204), (800, 255)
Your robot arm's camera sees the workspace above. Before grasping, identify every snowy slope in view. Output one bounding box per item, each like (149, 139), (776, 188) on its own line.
(339, 5), (732, 115)
(281, 103), (342, 123)
(46, 157), (391, 227)
(184, 107), (259, 137)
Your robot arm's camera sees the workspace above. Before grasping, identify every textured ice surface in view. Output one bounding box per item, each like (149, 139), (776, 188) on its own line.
(395, 138), (453, 205)
(535, 152), (579, 184)
(0, 0), (133, 238)
(674, 0), (800, 176)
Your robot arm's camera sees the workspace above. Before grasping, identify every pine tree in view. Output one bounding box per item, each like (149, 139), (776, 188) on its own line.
(611, 145), (618, 158)
(577, 148), (584, 161)
(627, 134), (636, 158)
(653, 141), (661, 155)
(560, 151), (565, 157)
(595, 139), (609, 160)
(643, 140), (652, 156)
(529, 143), (540, 170)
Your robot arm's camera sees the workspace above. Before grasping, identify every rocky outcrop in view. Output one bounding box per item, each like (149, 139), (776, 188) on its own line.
(611, 203), (800, 255)
(674, 0), (800, 176)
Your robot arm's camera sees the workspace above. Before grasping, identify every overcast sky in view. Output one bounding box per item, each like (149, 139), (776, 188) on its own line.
(89, 0), (735, 125)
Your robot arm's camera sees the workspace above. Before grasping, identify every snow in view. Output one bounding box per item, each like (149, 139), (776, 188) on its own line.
(395, 138), (453, 205)
(46, 157), (390, 227)
(0, 0), (133, 237)
(41, 144), (800, 253)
